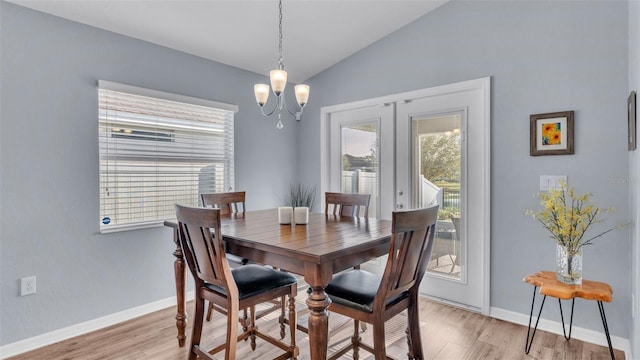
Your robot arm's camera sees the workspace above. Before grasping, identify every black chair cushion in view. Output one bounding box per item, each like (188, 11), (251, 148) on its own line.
(326, 269), (408, 313)
(205, 264), (297, 300)
(325, 270), (381, 313)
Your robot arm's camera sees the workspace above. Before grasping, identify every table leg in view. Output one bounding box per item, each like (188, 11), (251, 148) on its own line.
(558, 298), (575, 340)
(171, 228), (188, 347)
(306, 285), (332, 360)
(597, 301), (615, 360)
(525, 286), (547, 354)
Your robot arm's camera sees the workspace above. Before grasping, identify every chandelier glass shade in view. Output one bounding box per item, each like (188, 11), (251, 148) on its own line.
(254, 0), (310, 129)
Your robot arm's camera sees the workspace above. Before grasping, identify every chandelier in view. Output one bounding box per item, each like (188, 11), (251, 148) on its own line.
(254, 0), (310, 129)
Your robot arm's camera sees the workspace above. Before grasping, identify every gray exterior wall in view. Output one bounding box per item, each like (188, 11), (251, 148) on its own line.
(0, 1), (298, 345)
(300, 0), (631, 339)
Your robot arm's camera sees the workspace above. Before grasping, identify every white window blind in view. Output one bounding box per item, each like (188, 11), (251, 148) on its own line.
(98, 81), (237, 233)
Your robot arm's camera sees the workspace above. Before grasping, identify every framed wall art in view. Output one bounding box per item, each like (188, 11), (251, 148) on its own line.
(529, 111), (574, 156)
(629, 91), (636, 151)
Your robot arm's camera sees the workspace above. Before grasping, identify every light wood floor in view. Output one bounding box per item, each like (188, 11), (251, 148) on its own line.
(7, 297), (624, 360)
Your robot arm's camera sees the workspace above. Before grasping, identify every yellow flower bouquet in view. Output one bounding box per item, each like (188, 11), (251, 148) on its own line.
(526, 180), (616, 284)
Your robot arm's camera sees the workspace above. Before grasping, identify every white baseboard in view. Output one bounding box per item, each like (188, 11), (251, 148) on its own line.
(0, 291), (195, 359)
(490, 306), (634, 360)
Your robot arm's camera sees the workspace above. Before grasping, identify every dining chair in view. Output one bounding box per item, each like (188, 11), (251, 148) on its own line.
(175, 204), (299, 360)
(200, 191), (247, 267)
(201, 191), (249, 320)
(431, 223), (455, 269)
(200, 191), (246, 216)
(325, 192), (371, 272)
(294, 192), (374, 336)
(287, 193), (375, 336)
(200, 191), (285, 335)
(324, 205), (439, 360)
(325, 192), (371, 218)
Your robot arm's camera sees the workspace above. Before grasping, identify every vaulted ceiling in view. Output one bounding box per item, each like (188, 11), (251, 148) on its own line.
(8, 0), (448, 83)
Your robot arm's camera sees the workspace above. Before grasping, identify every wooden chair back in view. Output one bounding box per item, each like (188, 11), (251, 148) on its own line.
(175, 205), (237, 298)
(200, 191), (246, 216)
(375, 205), (438, 309)
(325, 192), (371, 218)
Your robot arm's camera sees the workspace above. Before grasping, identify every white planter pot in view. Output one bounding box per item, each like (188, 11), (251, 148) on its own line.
(294, 207), (309, 224)
(278, 206), (293, 224)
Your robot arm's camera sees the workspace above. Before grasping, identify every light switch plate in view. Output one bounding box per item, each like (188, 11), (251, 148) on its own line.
(20, 276), (36, 296)
(540, 175), (567, 191)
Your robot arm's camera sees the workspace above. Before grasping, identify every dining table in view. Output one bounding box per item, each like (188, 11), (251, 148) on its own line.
(164, 208), (393, 360)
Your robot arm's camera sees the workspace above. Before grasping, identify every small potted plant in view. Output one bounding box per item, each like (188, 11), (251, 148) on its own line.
(282, 184), (316, 224)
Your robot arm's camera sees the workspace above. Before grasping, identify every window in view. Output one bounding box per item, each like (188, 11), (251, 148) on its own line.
(98, 81), (237, 233)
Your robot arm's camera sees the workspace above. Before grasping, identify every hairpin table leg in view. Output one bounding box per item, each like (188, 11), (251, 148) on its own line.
(558, 298), (575, 340)
(597, 300), (615, 360)
(525, 286), (547, 354)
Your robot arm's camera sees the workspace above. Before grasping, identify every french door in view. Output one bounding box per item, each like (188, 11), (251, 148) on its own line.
(327, 105), (394, 220)
(321, 78), (490, 314)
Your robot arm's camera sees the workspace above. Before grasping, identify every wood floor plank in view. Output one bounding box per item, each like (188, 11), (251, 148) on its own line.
(6, 297), (625, 360)
(462, 341), (503, 360)
(433, 342), (469, 360)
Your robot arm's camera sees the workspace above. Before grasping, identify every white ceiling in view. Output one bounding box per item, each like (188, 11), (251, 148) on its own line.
(8, 0), (448, 83)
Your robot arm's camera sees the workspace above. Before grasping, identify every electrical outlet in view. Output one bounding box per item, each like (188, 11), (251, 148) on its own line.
(20, 276), (36, 296)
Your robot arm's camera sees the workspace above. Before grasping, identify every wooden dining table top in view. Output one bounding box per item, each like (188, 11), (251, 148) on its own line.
(216, 208), (393, 275)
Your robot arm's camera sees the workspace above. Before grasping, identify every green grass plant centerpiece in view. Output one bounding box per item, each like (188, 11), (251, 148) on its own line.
(283, 184), (316, 225)
(284, 183), (316, 209)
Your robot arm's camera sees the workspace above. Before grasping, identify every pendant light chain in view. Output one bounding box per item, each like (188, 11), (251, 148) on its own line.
(278, 0), (284, 70)
(253, 0), (309, 124)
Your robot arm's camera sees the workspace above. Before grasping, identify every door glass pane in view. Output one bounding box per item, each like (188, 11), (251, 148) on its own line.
(341, 123), (378, 218)
(412, 114), (462, 280)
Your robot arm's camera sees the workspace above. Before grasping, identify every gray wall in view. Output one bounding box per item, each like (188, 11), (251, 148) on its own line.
(300, 0), (631, 339)
(628, 0), (639, 356)
(0, 1), (298, 345)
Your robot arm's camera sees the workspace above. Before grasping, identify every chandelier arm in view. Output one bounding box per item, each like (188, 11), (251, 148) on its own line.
(259, 98), (280, 117)
(283, 106), (303, 118)
(258, 95), (303, 119)
(280, 95), (297, 117)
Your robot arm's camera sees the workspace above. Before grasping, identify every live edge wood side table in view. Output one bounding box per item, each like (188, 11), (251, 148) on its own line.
(523, 271), (615, 359)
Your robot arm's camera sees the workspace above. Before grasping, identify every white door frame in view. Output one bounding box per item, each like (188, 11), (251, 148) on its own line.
(320, 77), (491, 315)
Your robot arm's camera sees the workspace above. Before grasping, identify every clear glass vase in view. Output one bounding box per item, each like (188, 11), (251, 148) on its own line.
(556, 244), (582, 285)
